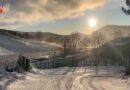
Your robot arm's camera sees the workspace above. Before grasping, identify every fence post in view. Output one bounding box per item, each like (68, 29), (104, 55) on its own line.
(16, 55), (30, 72)
(95, 57), (98, 75)
(125, 57), (130, 75)
(39, 60), (42, 70)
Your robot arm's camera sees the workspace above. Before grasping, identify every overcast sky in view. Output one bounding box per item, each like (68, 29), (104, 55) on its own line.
(0, 0), (130, 34)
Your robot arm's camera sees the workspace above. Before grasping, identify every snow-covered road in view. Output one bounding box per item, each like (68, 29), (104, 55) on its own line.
(4, 67), (130, 90)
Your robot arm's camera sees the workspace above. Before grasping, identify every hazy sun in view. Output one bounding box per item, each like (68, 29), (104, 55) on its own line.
(88, 18), (97, 28)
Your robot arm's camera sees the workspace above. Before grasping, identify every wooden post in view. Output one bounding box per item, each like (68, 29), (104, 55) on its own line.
(16, 54), (30, 72)
(125, 57), (130, 75)
(95, 57), (98, 75)
(39, 60), (42, 71)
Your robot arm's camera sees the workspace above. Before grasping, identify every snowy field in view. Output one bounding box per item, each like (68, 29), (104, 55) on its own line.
(0, 67), (130, 90)
(0, 34), (58, 55)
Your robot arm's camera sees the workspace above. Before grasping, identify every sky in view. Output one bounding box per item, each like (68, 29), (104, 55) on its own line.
(0, 0), (130, 34)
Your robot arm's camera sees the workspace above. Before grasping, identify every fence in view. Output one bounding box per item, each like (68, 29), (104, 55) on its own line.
(0, 52), (129, 71)
(0, 51), (58, 69)
(30, 55), (128, 69)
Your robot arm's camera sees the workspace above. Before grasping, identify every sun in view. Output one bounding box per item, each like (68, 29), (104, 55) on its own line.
(88, 18), (97, 28)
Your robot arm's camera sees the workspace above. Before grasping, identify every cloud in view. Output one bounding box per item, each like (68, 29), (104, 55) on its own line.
(0, 0), (105, 27)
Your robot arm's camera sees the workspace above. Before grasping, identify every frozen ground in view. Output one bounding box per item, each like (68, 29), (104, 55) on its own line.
(0, 35), (58, 55)
(1, 67), (130, 90)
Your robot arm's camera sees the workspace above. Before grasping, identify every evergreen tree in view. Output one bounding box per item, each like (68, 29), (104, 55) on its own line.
(122, 0), (130, 15)
(122, 0), (130, 75)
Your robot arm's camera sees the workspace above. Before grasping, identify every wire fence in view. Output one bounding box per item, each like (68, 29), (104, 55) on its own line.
(30, 55), (127, 70)
(0, 51), (58, 69)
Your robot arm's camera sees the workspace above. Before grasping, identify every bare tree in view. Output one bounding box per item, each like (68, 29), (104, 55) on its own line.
(114, 30), (122, 39)
(60, 32), (82, 56)
(90, 33), (106, 75)
(36, 31), (43, 40)
(62, 35), (69, 56)
(69, 32), (81, 49)
(80, 36), (88, 48)
(90, 32), (106, 48)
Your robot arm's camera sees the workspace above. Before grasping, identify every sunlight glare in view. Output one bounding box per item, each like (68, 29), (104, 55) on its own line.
(88, 18), (97, 28)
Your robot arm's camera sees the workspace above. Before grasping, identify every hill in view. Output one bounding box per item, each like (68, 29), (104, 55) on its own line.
(93, 37), (130, 59)
(0, 29), (64, 43)
(91, 25), (130, 58)
(93, 25), (130, 41)
(0, 29), (60, 55)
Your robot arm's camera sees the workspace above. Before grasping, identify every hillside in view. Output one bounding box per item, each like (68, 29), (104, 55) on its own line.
(93, 37), (130, 59)
(91, 25), (130, 58)
(0, 29), (64, 43)
(0, 30), (59, 55)
(93, 25), (130, 41)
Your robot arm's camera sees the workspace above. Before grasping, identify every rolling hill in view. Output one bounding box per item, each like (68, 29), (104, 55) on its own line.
(0, 29), (60, 55)
(0, 29), (64, 43)
(93, 25), (130, 41)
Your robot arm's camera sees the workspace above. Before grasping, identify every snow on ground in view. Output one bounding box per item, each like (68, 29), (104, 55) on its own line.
(0, 47), (12, 55)
(0, 35), (58, 54)
(1, 67), (130, 90)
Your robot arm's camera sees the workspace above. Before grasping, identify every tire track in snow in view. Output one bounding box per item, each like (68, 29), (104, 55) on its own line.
(56, 76), (74, 90)
(65, 77), (74, 90)
(71, 73), (89, 90)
